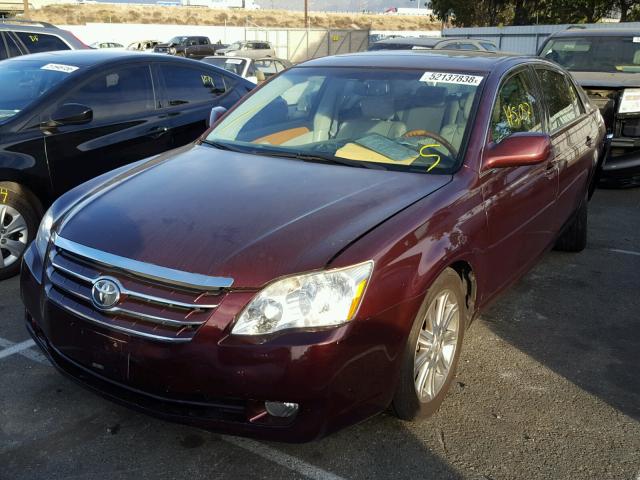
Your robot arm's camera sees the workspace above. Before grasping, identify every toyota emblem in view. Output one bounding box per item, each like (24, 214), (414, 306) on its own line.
(91, 277), (121, 310)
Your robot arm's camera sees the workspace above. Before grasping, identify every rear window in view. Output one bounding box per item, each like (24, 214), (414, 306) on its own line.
(14, 31), (70, 53)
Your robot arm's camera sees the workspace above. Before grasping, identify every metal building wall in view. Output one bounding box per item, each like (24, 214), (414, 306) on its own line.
(443, 22), (640, 54)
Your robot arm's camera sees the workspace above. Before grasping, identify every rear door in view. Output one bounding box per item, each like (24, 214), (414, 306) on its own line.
(480, 67), (558, 296)
(157, 62), (247, 147)
(44, 63), (172, 195)
(533, 66), (595, 227)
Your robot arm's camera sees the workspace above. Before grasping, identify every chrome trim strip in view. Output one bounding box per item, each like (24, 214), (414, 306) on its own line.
(50, 256), (98, 284)
(47, 292), (191, 343)
(104, 306), (204, 327)
(53, 235), (234, 291)
(50, 254), (219, 310)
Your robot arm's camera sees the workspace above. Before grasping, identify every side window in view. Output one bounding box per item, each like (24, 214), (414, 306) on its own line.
(63, 65), (155, 122)
(6, 33), (23, 57)
(14, 32), (69, 53)
(491, 71), (542, 143)
(160, 65), (227, 106)
(480, 42), (498, 51)
(458, 43), (479, 51)
(0, 34), (8, 60)
(536, 69), (580, 131)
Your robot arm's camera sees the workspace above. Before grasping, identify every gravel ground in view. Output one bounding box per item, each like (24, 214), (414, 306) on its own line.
(0, 188), (638, 480)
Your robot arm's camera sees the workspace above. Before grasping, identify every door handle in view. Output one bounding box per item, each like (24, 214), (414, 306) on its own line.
(585, 136), (593, 147)
(147, 126), (169, 139)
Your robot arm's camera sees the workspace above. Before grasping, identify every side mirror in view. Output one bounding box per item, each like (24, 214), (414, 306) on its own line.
(47, 103), (93, 127)
(255, 70), (266, 83)
(208, 106), (228, 128)
(483, 133), (551, 169)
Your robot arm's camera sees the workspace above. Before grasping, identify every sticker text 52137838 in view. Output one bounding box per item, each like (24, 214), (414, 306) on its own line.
(420, 72), (484, 86)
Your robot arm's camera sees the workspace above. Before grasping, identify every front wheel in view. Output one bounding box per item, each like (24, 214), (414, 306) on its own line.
(0, 184), (38, 280)
(392, 268), (466, 420)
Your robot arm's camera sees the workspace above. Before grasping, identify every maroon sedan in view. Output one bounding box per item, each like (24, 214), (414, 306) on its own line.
(21, 51), (605, 442)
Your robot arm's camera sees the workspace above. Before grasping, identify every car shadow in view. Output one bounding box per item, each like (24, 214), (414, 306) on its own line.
(480, 247), (639, 421)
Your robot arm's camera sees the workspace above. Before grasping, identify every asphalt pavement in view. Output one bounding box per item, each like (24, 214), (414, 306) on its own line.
(0, 187), (639, 480)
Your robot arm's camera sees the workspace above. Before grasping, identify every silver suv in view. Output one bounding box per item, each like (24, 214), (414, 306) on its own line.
(0, 20), (87, 60)
(216, 40), (276, 59)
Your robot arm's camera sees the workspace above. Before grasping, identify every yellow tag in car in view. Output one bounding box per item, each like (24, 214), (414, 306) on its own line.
(0, 188), (8, 203)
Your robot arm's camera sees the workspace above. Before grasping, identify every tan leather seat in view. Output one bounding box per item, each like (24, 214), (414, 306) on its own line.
(336, 96), (406, 140)
(440, 93), (475, 152)
(401, 86), (447, 134)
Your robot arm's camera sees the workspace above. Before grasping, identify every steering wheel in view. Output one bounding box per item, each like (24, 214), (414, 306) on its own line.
(403, 129), (458, 159)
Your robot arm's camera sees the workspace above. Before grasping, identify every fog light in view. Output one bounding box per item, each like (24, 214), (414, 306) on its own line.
(264, 401), (299, 418)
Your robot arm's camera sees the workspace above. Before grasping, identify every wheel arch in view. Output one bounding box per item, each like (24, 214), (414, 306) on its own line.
(447, 259), (478, 325)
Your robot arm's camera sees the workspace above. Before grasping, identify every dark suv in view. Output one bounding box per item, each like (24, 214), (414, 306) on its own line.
(539, 28), (640, 187)
(0, 50), (254, 279)
(0, 19), (87, 60)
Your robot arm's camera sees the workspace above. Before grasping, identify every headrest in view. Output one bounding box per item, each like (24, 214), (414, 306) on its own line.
(415, 86), (446, 106)
(361, 96), (395, 120)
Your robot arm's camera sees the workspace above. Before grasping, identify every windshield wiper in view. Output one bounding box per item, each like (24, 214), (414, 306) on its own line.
(201, 139), (248, 153)
(260, 150), (386, 170)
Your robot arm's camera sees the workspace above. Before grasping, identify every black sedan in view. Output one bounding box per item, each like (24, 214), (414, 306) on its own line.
(0, 50), (254, 279)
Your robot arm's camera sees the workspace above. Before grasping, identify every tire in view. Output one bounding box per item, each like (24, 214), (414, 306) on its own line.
(392, 268), (466, 420)
(0, 183), (39, 280)
(554, 199), (587, 252)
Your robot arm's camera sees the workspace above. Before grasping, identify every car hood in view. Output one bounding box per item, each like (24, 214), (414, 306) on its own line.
(57, 144), (451, 288)
(571, 71), (640, 89)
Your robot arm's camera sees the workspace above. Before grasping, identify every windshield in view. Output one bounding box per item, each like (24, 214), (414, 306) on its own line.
(228, 42), (243, 50)
(207, 67), (483, 173)
(0, 60), (77, 122)
(204, 57), (247, 75)
(540, 36), (640, 73)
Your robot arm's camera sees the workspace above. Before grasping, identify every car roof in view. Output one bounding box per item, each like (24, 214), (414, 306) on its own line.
(301, 50), (526, 72)
(373, 37), (441, 47)
(549, 28), (640, 38)
(2, 49), (183, 66)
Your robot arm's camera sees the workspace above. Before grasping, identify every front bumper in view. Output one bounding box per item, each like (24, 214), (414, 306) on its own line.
(600, 142), (640, 188)
(20, 246), (414, 442)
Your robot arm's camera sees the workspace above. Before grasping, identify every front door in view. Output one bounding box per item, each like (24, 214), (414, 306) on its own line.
(44, 64), (171, 195)
(480, 68), (559, 298)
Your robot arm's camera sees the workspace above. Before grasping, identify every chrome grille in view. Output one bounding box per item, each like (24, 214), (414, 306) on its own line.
(45, 237), (231, 343)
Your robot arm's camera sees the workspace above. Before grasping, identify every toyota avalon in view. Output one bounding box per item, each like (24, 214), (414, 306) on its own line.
(21, 51), (604, 442)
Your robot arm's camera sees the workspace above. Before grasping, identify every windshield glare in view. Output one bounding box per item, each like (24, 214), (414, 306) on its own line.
(541, 36), (640, 73)
(168, 36), (187, 45)
(207, 67), (482, 173)
(0, 60), (76, 122)
(206, 57), (247, 75)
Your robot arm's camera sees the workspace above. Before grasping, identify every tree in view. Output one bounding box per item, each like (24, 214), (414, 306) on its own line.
(431, 0), (616, 26)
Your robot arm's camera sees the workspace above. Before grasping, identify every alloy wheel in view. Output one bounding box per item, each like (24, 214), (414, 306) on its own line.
(413, 289), (460, 402)
(0, 204), (29, 269)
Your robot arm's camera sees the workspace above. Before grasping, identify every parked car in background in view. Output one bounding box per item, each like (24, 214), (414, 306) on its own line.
(0, 19), (87, 60)
(0, 50), (254, 279)
(202, 56), (291, 84)
(21, 50), (603, 442)
(153, 36), (224, 59)
(369, 37), (499, 52)
(127, 40), (160, 52)
(90, 41), (125, 50)
(539, 28), (640, 187)
(216, 40), (276, 59)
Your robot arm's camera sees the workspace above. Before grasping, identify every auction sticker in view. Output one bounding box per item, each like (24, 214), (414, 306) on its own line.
(41, 63), (79, 74)
(420, 71), (483, 86)
(225, 58), (243, 64)
(633, 37), (640, 43)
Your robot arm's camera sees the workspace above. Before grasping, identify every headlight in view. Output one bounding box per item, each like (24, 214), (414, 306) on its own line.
(34, 208), (54, 258)
(618, 88), (640, 114)
(231, 261), (374, 336)
(169, 47), (176, 54)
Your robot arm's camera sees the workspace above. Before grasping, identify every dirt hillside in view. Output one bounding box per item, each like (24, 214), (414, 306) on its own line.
(28, 4), (440, 30)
